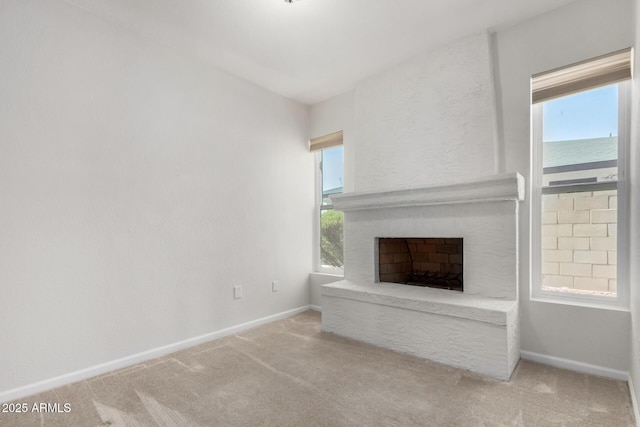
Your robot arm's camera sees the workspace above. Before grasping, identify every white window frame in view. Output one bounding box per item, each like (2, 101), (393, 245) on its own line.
(314, 148), (344, 274)
(530, 81), (630, 309)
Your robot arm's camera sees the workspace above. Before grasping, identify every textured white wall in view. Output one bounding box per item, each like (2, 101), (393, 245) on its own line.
(0, 0), (313, 394)
(353, 33), (498, 192)
(494, 0), (632, 371)
(343, 202), (519, 299)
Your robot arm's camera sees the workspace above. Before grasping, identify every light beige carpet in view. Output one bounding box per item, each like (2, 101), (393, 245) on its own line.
(1, 310), (635, 426)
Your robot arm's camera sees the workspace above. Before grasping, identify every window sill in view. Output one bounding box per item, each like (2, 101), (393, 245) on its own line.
(310, 271), (344, 280)
(529, 295), (629, 312)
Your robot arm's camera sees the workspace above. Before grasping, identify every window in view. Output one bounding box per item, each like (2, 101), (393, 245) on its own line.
(531, 49), (631, 306)
(310, 131), (344, 272)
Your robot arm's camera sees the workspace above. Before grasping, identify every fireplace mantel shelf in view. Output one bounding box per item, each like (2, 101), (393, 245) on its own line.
(331, 173), (524, 212)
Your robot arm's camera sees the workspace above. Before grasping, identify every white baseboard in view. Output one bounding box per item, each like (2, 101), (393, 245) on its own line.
(309, 305), (322, 312)
(520, 350), (629, 381)
(0, 305), (312, 404)
(629, 376), (640, 426)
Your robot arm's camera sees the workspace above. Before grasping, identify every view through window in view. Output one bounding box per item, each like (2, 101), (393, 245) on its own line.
(539, 84), (620, 298)
(320, 146), (344, 269)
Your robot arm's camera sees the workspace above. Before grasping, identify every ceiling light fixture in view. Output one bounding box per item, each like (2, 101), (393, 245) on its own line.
(284, 0), (300, 3)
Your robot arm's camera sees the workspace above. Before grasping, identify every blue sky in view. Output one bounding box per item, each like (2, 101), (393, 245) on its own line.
(543, 84), (618, 141)
(322, 146), (344, 192)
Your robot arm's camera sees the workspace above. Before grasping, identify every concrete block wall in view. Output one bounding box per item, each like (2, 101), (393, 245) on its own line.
(542, 190), (617, 293)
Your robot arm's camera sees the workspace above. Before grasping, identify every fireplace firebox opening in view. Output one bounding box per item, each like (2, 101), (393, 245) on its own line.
(377, 238), (463, 291)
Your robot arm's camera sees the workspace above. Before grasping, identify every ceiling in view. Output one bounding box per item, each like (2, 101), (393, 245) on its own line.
(67, 0), (577, 105)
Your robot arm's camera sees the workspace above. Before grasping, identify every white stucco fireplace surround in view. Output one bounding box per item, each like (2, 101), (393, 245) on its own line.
(321, 173), (525, 380)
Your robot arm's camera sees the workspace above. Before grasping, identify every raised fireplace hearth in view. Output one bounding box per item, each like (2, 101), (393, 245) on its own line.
(321, 173), (524, 380)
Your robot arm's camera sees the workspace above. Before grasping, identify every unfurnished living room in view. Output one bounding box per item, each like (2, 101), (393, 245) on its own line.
(1, 0), (640, 426)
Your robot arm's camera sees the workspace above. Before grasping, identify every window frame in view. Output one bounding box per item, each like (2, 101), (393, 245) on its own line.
(314, 147), (344, 274)
(530, 80), (630, 309)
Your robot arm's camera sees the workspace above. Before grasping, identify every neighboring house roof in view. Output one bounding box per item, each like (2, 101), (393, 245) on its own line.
(543, 136), (617, 168)
(323, 186), (343, 197)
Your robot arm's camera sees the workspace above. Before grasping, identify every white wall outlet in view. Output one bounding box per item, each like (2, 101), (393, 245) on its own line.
(272, 280), (279, 292)
(233, 286), (242, 299)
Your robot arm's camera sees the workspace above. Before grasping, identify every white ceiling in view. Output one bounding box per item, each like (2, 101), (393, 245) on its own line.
(67, 0), (577, 105)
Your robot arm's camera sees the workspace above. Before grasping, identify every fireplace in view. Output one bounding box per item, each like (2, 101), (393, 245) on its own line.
(321, 173), (524, 380)
(377, 238), (463, 291)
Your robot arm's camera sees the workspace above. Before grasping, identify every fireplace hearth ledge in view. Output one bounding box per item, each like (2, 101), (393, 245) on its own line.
(322, 280), (520, 381)
(322, 280), (517, 325)
(322, 280), (519, 381)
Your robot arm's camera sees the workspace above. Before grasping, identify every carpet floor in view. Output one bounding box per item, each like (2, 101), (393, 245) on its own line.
(0, 310), (635, 426)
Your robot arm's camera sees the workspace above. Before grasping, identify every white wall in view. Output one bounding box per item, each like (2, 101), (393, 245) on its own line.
(629, 0), (640, 411)
(353, 33), (499, 191)
(309, 273), (342, 308)
(0, 0), (313, 396)
(494, 0), (632, 372)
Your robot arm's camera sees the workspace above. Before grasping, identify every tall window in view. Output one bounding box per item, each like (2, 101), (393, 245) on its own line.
(531, 49), (631, 305)
(310, 131), (344, 272)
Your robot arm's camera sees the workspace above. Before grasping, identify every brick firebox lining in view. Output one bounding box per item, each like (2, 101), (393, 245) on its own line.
(378, 238), (463, 290)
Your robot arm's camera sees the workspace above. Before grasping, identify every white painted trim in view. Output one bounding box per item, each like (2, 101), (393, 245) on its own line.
(530, 82), (631, 308)
(520, 350), (629, 381)
(529, 295), (630, 312)
(0, 305), (311, 404)
(629, 376), (640, 426)
(309, 305), (322, 312)
(309, 272), (344, 280)
(313, 150), (322, 273)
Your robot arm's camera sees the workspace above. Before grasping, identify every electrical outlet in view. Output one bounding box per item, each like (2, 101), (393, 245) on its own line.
(272, 280), (279, 292)
(233, 286), (242, 299)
